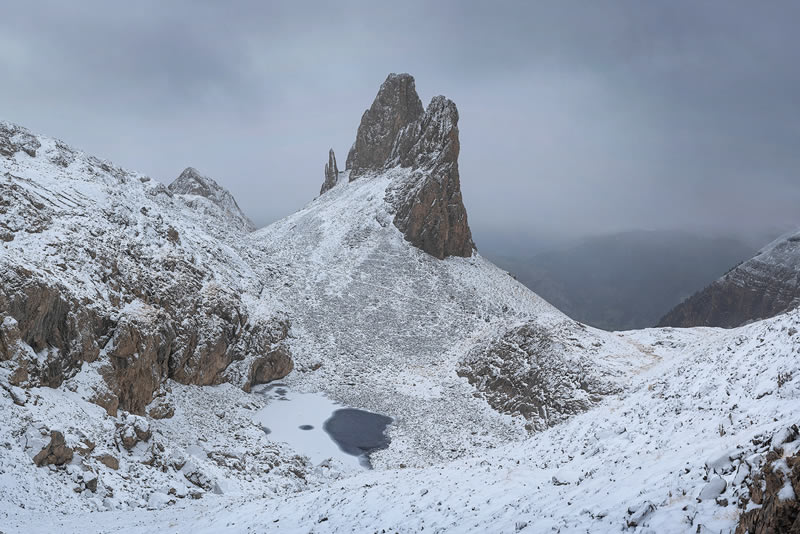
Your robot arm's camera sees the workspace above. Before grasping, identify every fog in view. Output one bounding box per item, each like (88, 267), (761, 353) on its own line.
(2, 1), (799, 244)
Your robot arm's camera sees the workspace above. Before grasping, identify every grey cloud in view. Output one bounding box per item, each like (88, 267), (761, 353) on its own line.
(1, 1), (798, 242)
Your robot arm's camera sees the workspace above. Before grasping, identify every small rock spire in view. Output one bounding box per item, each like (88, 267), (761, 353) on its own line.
(320, 149), (339, 195)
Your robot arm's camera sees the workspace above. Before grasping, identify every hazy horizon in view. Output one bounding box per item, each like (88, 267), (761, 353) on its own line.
(3, 1), (800, 244)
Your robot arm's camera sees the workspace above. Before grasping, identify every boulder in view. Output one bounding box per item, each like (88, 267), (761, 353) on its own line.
(697, 476), (727, 501)
(94, 453), (120, 470)
(117, 414), (152, 451)
(244, 347), (294, 392)
(626, 501), (655, 528)
(33, 431), (74, 467)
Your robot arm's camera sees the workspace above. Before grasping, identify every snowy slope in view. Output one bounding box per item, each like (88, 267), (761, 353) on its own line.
(242, 168), (651, 466)
(0, 117), (659, 528)
(7, 309), (799, 533)
(0, 121), (312, 517)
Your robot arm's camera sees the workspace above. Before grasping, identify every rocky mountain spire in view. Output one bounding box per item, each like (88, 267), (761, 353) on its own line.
(320, 149), (339, 195)
(387, 95), (474, 259)
(344, 73), (474, 259)
(346, 73), (424, 177)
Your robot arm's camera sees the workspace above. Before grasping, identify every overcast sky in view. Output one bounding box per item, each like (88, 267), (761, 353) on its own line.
(2, 1), (799, 246)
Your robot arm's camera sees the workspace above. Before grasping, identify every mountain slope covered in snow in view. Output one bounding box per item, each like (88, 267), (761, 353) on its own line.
(8, 308), (800, 533)
(660, 228), (800, 328)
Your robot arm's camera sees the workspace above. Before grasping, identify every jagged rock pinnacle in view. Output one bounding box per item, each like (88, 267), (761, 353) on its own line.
(320, 149), (339, 195)
(343, 73), (474, 259)
(346, 73), (424, 177)
(388, 95), (474, 259)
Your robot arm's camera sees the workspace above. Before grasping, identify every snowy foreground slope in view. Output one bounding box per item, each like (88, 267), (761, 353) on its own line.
(7, 309), (799, 533)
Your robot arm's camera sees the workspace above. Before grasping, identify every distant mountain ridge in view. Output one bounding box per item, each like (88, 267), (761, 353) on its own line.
(479, 230), (756, 330)
(659, 228), (800, 327)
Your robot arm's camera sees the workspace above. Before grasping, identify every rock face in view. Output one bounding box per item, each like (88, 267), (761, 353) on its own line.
(244, 347), (294, 392)
(33, 431), (73, 466)
(344, 73), (474, 259)
(346, 73), (424, 177)
(457, 321), (622, 432)
(0, 254), (291, 416)
(659, 230), (800, 327)
(0, 122), (292, 416)
(0, 121), (40, 158)
(320, 149), (340, 195)
(736, 448), (800, 533)
(169, 167), (256, 232)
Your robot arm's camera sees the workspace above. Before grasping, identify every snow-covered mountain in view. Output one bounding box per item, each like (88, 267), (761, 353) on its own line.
(660, 228), (800, 328)
(169, 166), (256, 233)
(1, 75), (798, 533)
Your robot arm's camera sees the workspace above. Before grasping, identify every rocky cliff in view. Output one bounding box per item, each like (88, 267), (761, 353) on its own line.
(345, 73), (425, 177)
(324, 73), (474, 259)
(0, 122), (291, 416)
(659, 230), (800, 327)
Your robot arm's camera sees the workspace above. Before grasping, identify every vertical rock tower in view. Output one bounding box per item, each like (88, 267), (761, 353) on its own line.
(323, 73), (474, 259)
(320, 149), (340, 195)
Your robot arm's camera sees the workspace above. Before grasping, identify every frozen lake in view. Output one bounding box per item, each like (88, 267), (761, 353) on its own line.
(252, 383), (392, 470)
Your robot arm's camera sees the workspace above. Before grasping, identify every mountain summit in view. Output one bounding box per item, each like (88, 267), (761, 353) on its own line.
(322, 73), (474, 259)
(169, 166), (255, 232)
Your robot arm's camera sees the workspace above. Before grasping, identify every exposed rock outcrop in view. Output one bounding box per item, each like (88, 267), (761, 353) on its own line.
(243, 347), (294, 392)
(0, 266), (103, 389)
(0, 178), (53, 242)
(169, 167), (256, 232)
(458, 321), (621, 431)
(0, 123), (293, 416)
(0, 260), (292, 416)
(346, 73), (424, 177)
(320, 149), (340, 195)
(735, 432), (800, 533)
(659, 230), (800, 328)
(33, 431), (73, 466)
(386, 95), (473, 259)
(0, 121), (40, 158)
(344, 73), (474, 259)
